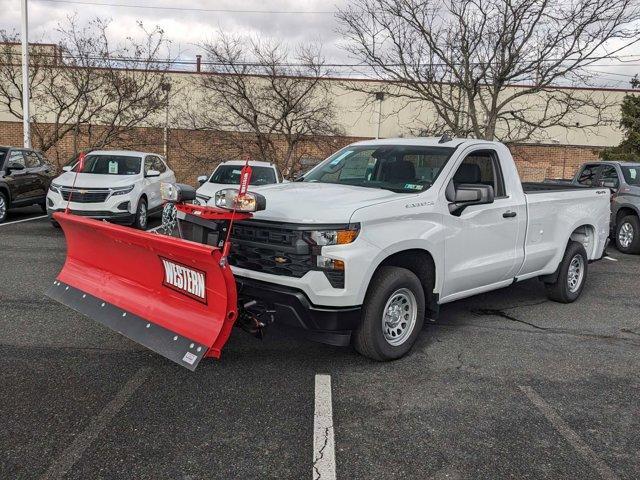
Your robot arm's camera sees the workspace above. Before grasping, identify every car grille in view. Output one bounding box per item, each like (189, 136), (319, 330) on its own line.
(228, 221), (345, 288)
(61, 187), (111, 203)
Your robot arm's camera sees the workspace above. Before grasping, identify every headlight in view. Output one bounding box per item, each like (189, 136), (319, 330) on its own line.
(160, 182), (197, 203)
(110, 185), (135, 196)
(49, 183), (61, 194)
(308, 226), (359, 246)
(214, 188), (266, 212)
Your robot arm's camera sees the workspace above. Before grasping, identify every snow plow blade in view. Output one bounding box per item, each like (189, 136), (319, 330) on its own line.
(46, 212), (238, 371)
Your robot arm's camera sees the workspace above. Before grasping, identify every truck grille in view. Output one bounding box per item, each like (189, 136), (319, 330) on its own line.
(61, 187), (111, 203)
(228, 221), (345, 288)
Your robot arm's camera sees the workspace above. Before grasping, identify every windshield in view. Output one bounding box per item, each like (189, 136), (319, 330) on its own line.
(74, 155), (141, 175)
(621, 165), (640, 186)
(210, 165), (276, 186)
(302, 145), (455, 193)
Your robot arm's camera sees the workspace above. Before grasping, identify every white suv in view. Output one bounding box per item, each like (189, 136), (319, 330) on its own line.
(47, 150), (175, 229)
(195, 160), (284, 205)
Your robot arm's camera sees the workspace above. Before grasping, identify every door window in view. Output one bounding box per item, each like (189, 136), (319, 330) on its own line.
(144, 156), (155, 175)
(153, 157), (167, 173)
(599, 165), (620, 188)
(8, 151), (26, 167)
(576, 164), (600, 186)
(24, 152), (42, 168)
(453, 150), (506, 197)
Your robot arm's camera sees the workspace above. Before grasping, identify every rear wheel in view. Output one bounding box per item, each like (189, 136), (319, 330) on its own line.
(615, 215), (640, 254)
(354, 266), (425, 361)
(0, 192), (7, 223)
(545, 240), (588, 303)
(133, 197), (148, 230)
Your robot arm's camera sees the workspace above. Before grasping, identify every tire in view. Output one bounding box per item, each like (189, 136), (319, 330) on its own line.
(615, 215), (640, 254)
(545, 240), (588, 303)
(0, 191), (7, 224)
(353, 266), (425, 361)
(133, 197), (148, 230)
(50, 219), (60, 228)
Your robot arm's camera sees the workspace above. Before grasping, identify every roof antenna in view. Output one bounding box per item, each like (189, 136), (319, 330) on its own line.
(438, 133), (453, 144)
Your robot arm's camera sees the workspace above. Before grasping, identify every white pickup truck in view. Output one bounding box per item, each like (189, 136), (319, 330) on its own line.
(47, 137), (612, 368)
(221, 138), (610, 360)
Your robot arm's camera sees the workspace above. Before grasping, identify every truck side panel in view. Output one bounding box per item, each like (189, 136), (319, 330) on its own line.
(517, 189), (609, 279)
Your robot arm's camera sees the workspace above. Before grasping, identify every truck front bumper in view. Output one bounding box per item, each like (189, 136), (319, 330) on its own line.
(235, 276), (361, 347)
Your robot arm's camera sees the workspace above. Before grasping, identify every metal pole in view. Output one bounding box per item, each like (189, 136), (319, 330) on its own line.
(161, 82), (171, 161)
(375, 92), (384, 139)
(21, 0), (31, 148)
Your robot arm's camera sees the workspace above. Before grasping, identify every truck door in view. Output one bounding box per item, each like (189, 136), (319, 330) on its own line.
(440, 148), (526, 299)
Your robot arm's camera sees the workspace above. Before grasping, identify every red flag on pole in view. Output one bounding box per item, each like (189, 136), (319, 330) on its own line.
(238, 159), (252, 197)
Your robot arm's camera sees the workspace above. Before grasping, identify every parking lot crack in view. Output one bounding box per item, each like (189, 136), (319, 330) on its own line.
(470, 308), (548, 330)
(313, 426), (332, 479)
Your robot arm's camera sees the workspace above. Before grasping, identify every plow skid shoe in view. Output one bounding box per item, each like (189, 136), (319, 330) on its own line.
(47, 212), (238, 371)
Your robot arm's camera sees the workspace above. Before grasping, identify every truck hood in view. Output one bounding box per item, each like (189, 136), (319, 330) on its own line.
(248, 182), (413, 224)
(53, 172), (140, 189)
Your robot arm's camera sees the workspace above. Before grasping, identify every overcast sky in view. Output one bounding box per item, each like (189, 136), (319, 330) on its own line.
(1, 0), (639, 87)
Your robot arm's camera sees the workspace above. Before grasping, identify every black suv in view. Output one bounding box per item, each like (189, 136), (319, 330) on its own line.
(0, 146), (55, 223)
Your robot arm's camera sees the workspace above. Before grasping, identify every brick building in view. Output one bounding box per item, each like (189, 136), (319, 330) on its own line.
(0, 42), (627, 184)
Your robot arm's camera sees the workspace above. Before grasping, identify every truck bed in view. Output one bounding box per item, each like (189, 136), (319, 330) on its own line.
(521, 181), (591, 193)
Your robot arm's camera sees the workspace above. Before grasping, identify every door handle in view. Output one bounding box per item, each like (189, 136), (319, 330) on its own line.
(503, 211), (517, 218)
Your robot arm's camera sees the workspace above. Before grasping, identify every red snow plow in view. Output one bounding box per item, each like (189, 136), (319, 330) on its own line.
(47, 185), (264, 371)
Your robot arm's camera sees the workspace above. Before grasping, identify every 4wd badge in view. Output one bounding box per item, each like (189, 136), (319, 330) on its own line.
(161, 258), (207, 303)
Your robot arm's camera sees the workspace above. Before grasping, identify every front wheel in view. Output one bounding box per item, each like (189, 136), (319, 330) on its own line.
(0, 192), (7, 223)
(545, 240), (588, 303)
(615, 215), (640, 254)
(353, 266), (425, 361)
(133, 197), (148, 230)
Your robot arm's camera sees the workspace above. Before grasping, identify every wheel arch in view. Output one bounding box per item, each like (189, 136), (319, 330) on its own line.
(569, 223), (598, 259)
(368, 248), (438, 317)
(615, 205), (639, 225)
(0, 183), (11, 204)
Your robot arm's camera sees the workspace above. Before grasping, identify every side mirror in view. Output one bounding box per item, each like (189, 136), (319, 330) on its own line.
(197, 175), (208, 186)
(601, 180), (618, 191)
(445, 180), (494, 216)
(7, 162), (25, 172)
(62, 165), (73, 172)
(145, 169), (160, 178)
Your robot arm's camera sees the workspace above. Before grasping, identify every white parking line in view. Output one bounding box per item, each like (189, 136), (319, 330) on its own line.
(40, 368), (150, 480)
(519, 386), (619, 480)
(313, 374), (336, 480)
(0, 215), (48, 227)
(604, 256), (618, 262)
(147, 225), (162, 232)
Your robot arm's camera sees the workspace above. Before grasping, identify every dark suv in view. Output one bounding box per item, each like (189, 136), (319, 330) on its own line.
(570, 161), (640, 254)
(0, 146), (55, 223)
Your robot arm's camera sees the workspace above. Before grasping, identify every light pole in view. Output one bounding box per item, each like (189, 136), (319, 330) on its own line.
(374, 92), (384, 139)
(161, 82), (171, 161)
(21, 0), (30, 148)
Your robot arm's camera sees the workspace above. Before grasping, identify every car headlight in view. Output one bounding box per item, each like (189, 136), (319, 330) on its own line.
(49, 183), (61, 194)
(110, 185), (135, 196)
(214, 188), (266, 212)
(308, 226), (360, 246)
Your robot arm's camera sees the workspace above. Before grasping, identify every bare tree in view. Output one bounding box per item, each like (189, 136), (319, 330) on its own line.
(181, 33), (343, 174)
(337, 0), (640, 142)
(0, 17), (171, 165)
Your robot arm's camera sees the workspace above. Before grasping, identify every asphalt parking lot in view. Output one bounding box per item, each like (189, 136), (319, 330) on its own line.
(1, 209), (639, 479)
